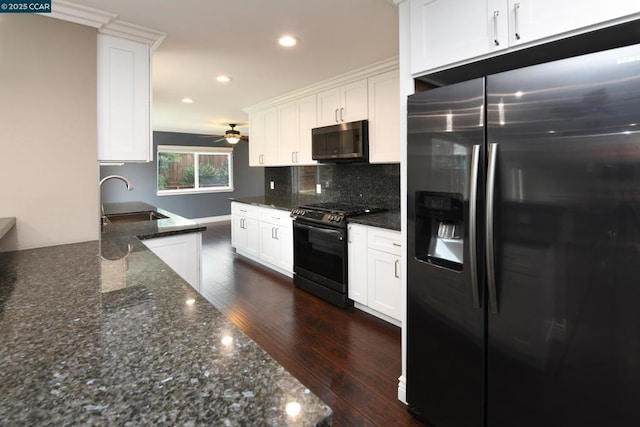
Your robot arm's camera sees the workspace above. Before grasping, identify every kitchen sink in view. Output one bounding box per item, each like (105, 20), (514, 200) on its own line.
(105, 211), (168, 224)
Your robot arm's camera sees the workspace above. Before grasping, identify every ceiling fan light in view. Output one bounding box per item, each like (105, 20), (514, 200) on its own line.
(223, 124), (242, 144)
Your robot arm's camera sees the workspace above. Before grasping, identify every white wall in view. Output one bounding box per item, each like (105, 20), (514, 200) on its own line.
(0, 14), (99, 252)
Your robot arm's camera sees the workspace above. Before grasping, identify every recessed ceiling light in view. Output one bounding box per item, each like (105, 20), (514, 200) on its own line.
(216, 75), (231, 83)
(181, 98), (194, 103)
(278, 35), (297, 47)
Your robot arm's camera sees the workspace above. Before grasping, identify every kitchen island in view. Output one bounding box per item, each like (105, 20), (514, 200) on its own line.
(0, 204), (332, 425)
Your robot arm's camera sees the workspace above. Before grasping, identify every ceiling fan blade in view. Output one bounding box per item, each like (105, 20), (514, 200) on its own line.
(214, 137), (226, 142)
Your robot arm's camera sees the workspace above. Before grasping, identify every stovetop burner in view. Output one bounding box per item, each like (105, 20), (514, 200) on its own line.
(291, 202), (385, 227)
(298, 202), (382, 215)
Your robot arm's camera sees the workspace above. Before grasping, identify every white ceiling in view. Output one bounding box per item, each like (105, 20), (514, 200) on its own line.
(67, 0), (399, 136)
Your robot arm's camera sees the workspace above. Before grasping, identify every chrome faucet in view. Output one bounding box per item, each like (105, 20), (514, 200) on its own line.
(100, 175), (134, 230)
(100, 175), (134, 191)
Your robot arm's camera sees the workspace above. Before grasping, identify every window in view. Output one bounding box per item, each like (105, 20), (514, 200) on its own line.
(157, 145), (233, 195)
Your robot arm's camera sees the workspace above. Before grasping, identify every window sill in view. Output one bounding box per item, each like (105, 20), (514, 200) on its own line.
(157, 187), (234, 196)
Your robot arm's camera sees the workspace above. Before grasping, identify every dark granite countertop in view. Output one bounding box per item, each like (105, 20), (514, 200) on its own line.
(230, 196), (318, 212)
(0, 217), (16, 240)
(0, 204), (332, 425)
(102, 201), (206, 240)
(231, 196), (401, 231)
(347, 210), (401, 231)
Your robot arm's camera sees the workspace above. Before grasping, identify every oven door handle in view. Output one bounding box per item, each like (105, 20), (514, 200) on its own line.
(294, 222), (344, 237)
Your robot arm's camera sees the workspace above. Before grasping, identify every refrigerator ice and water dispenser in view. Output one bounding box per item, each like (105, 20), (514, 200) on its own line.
(414, 191), (464, 271)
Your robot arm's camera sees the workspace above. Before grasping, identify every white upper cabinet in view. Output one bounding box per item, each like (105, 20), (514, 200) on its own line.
(410, 0), (507, 76)
(367, 70), (401, 164)
(97, 34), (152, 162)
(249, 107), (278, 166)
(296, 94), (318, 165)
(410, 0), (640, 76)
(278, 94), (318, 165)
(248, 110), (265, 166)
(316, 79), (368, 127)
(506, 0), (640, 48)
(278, 101), (297, 165)
(246, 59), (399, 167)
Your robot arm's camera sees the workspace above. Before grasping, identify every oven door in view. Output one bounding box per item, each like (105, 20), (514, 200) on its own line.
(292, 219), (347, 293)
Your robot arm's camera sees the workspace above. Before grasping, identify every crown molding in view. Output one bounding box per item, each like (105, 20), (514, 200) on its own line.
(43, 0), (115, 28)
(98, 20), (166, 51)
(244, 56), (399, 113)
(43, 1), (166, 50)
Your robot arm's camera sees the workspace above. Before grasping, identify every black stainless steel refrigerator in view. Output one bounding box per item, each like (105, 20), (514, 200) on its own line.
(407, 42), (640, 427)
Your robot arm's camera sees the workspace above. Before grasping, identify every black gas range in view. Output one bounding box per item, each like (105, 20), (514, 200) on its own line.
(290, 202), (385, 308)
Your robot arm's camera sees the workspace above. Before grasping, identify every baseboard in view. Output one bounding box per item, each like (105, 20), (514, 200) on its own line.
(397, 375), (407, 404)
(234, 248), (294, 279)
(193, 214), (231, 224)
(354, 302), (401, 327)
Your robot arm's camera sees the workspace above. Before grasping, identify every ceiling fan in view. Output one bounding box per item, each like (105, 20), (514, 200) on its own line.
(215, 124), (248, 144)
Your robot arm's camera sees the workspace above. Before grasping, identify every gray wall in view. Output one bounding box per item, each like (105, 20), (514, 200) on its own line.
(100, 131), (264, 219)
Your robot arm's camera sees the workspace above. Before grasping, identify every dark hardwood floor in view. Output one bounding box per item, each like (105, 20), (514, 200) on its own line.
(199, 221), (424, 426)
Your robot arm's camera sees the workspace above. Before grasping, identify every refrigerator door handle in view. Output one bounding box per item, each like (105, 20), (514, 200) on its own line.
(469, 144), (481, 309)
(486, 143), (499, 313)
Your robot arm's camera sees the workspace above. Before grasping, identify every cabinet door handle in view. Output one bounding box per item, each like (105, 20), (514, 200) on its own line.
(514, 2), (521, 40)
(394, 259), (400, 279)
(334, 108), (339, 123)
(292, 152), (295, 163)
(340, 107), (344, 122)
(295, 152), (299, 163)
(493, 10), (500, 46)
(392, 242), (402, 247)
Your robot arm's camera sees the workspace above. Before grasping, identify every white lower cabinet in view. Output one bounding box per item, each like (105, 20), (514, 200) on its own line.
(348, 223), (369, 305)
(259, 209), (293, 273)
(231, 202), (260, 258)
(142, 232), (202, 292)
(348, 224), (402, 325)
(231, 202), (293, 277)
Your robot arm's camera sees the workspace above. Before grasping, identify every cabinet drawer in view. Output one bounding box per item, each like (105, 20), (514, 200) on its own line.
(367, 227), (402, 256)
(231, 202), (260, 218)
(259, 207), (291, 228)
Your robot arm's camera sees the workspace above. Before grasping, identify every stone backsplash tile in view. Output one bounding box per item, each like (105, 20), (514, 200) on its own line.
(265, 163), (400, 210)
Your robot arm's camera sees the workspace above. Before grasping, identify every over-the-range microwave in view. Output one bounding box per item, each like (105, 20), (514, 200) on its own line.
(311, 120), (368, 162)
